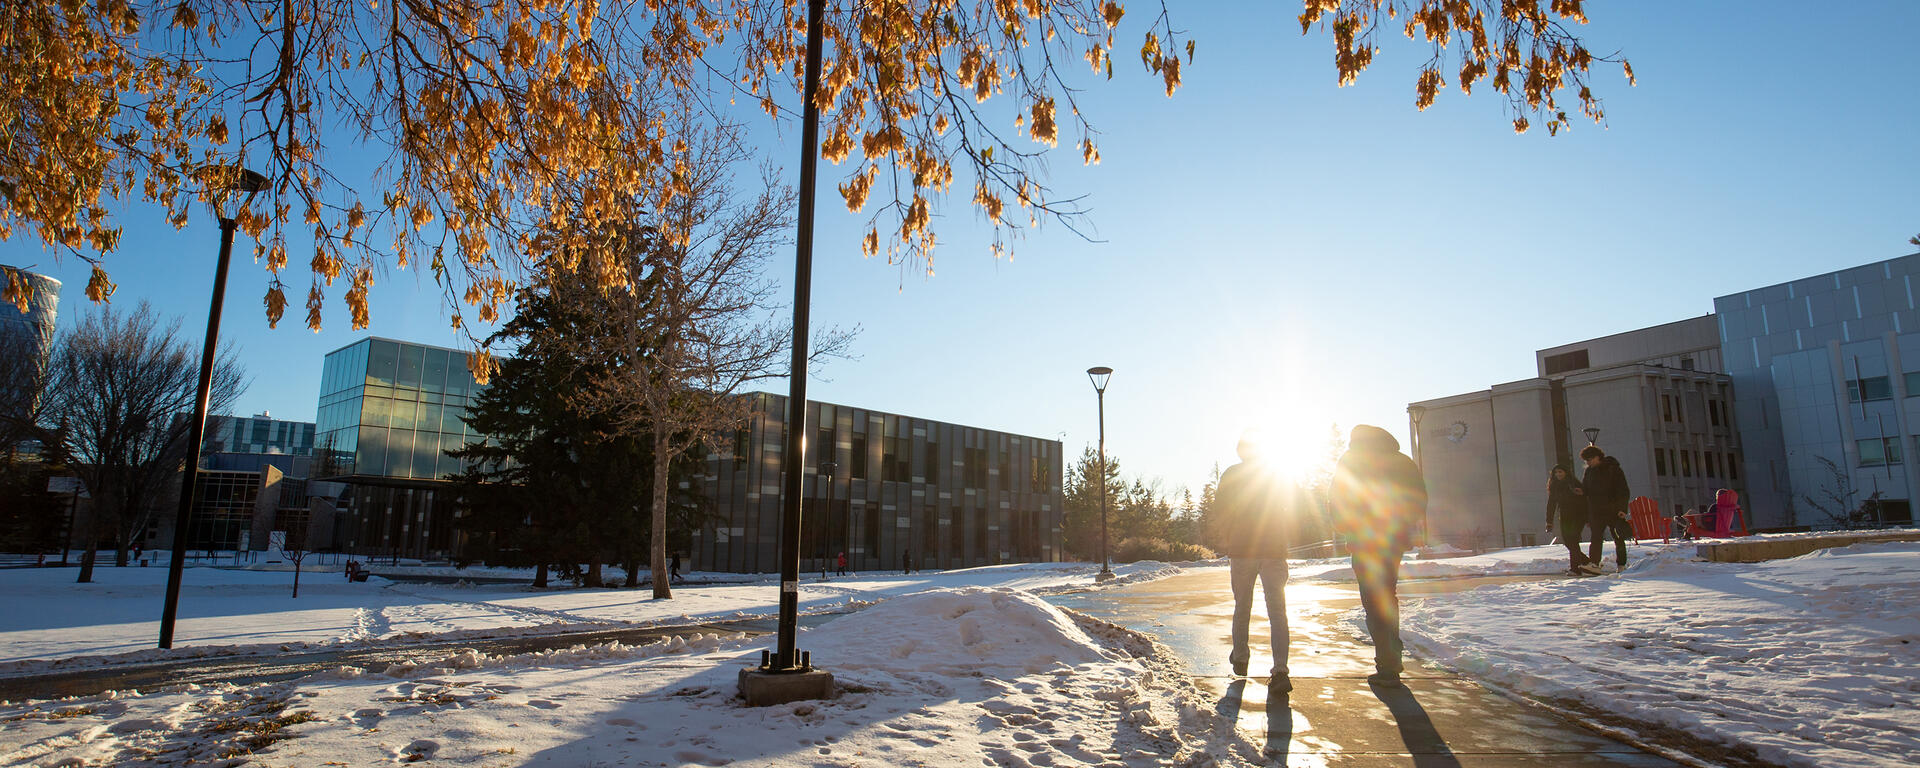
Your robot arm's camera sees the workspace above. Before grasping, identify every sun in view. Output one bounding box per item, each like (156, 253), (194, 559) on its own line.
(1241, 410), (1341, 481)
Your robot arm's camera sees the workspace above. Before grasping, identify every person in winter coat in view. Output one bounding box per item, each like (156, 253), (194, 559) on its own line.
(1215, 432), (1307, 689)
(835, 551), (849, 576)
(1331, 425), (1428, 688)
(1545, 464), (1590, 574)
(1579, 445), (1632, 571)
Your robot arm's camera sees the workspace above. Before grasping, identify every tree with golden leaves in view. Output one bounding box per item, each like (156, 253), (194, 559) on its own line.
(2, 1), (1620, 379)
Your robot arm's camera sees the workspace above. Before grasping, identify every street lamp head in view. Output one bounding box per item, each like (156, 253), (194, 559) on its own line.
(1582, 426), (1600, 445)
(1086, 366), (1112, 394)
(194, 163), (268, 222)
(819, 460), (837, 477)
(1408, 404), (1427, 422)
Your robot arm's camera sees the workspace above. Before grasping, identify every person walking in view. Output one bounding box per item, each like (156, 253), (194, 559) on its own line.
(669, 553), (682, 584)
(1331, 425), (1428, 689)
(1579, 445), (1631, 572)
(901, 548), (912, 575)
(835, 551), (849, 576)
(1215, 432), (1303, 690)
(1545, 464), (1590, 575)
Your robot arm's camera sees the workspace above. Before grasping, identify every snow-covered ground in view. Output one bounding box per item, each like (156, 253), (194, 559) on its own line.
(1, 587), (1255, 767)
(1388, 540), (1920, 768)
(0, 560), (1183, 676)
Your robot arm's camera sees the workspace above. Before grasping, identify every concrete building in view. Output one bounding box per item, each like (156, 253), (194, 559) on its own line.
(1714, 251), (1920, 529)
(1410, 316), (1743, 549)
(312, 337), (1066, 571)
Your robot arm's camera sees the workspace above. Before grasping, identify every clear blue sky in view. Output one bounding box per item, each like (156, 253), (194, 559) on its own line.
(7, 2), (1918, 498)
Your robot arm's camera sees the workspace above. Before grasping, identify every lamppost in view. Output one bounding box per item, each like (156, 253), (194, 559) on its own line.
(1407, 405), (1428, 546)
(159, 163), (266, 649)
(1086, 366), (1114, 582)
(1583, 427), (1600, 447)
(817, 460), (836, 580)
(740, 0), (832, 706)
(820, 460), (839, 574)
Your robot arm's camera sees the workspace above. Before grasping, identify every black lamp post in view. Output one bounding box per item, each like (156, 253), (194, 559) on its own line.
(1086, 366), (1113, 581)
(1583, 427), (1600, 446)
(819, 460), (838, 576)
(159, 163), (266, 649)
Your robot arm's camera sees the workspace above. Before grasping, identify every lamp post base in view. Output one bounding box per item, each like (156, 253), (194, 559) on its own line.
(738, 667), (836, 707)
(1094, 568), (1116, 582)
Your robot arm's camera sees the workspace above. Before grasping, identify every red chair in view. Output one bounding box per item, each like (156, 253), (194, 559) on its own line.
(1702, 489), (1749, 537)
(1628, 496), (1669, 542)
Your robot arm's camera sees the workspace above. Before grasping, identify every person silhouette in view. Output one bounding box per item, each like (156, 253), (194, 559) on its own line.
(1331, 425), (1428, 688)
(1216, 431), (1305, 691)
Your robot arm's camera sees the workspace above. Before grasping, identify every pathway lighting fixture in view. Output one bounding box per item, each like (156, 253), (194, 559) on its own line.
(1583, 427), (1600, 446)
(159, 163), (266, 649)
(1087, 366), (1114, 582)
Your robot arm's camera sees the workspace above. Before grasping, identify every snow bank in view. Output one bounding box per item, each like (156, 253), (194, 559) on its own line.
(1390, 541), (1920, 767)
(0, 588), (1251, 767)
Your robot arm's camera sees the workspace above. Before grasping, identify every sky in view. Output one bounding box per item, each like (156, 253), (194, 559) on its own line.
(6, 2), (1919, 499)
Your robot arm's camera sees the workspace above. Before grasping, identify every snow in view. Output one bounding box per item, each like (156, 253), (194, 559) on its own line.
(1, 588), (1248, 767)
(1388, 540), (1920, 767)
(0, 560), (1184, 676)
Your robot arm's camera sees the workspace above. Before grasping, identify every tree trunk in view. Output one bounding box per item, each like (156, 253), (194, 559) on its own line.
(292, 554), (303, 598)
(650, 427), (672, 599)
(585, 555), (603, 588)
(625, 555), (641, 588)
(76, 514), (99, 583)
(533, 562), (549, 588)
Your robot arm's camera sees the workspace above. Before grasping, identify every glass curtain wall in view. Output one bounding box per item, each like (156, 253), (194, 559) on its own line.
(315, 339), (484, 481)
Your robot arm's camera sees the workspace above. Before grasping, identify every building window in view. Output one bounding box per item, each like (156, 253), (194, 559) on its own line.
(1709, 400), (1722, 427)
(850, 435), (868, 479)
(964, 447), (987, 488)
(1858, 437), (1902, 467)
(1662, 395), (1674, 422)
(1681, 450), (1692, 478)
(1543, 349), (1589, 375)
(1728, 453), (1740, 481)
(1906, 372), (1920, 397)
(1847, 376), (1892, 402)
(1705, 452), (1718, 478)
(925, 441), (939, 484)
(1655, 448), (1667, 476)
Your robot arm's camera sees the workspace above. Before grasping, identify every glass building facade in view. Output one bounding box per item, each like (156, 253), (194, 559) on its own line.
(314, 338), (485, 560)
(315, 338), (484, 481)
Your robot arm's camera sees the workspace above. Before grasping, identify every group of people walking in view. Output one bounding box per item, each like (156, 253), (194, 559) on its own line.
(1545, 445), (1634, 575)
(1214, 425), (1427, 692)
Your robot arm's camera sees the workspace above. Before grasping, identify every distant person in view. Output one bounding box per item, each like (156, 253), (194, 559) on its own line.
(901, 549), (913, 575)
(835, 551), (849, 576)
(1215, 432), (1304, 690)
(1544, 464), (1590, 575)
(1579, 445), (1631, 572)
(669, 553), (682, 583)
(1332, 425), (1428, 688)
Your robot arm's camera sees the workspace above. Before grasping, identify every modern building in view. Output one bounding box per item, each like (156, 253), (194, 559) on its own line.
(310, 337), (1067, 570)
(1, 265), (60, 432)
(313, 337), (484, 560)
(1714, 251), (1920, 529)
(1410, 316), (1744, 549)
(203, 412), (317, 456)
(692, 392), (1064, 573)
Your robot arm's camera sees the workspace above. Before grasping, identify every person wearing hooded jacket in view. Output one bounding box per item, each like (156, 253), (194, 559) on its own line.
(1579, 445), (1631, 571)
(1331, 425), (1427, 688)
(1214, 432), (1306, 690)
(1545, 464), (1591, 574)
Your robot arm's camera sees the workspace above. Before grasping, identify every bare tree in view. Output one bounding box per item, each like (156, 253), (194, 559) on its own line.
(40, 302), (246, 581)
(561, 118), (853, 599)
(1802, 455), (1873, 530)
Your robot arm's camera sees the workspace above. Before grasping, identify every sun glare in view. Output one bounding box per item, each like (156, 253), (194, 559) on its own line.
(1242, 410), (1340, 480)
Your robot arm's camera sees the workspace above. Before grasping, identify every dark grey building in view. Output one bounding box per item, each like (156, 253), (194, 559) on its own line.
(204, 412), (317, 456)
(693, 393), (1064, 573)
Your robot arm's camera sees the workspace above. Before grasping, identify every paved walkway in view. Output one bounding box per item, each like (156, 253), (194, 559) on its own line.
(1050, 570), (1681, 766)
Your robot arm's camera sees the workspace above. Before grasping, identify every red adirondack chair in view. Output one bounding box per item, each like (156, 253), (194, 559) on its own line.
(1628, 496), (1669, 542)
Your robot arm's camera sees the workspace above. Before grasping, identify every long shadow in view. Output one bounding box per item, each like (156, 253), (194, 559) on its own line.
(1370, 681), (1462, 768)
(1265, 685), (1292, 761)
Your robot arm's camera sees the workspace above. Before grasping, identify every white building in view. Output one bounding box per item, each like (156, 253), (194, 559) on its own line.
(1409, 316), (1744, 549)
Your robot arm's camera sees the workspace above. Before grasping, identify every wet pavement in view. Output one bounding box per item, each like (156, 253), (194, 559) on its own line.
(1048, 570), (1681, 766)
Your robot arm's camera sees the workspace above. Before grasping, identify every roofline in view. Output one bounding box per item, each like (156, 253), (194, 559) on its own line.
(1534, 313), (1717, 356)
(1712, 251), (1920, 303)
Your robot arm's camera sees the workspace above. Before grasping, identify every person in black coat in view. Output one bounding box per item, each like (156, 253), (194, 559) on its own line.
(1545, 464), (1590, 574)
(1332, 425), (1428, 688)
(1579, 445), (1631, 571)
(1214, 432), (1307, 689)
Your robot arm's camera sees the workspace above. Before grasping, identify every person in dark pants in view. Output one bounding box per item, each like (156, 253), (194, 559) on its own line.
(1332, 425), (1428, 688)
(901, 549), (912, 575)
(1545, 464), (1590, 574)
(1214, 432), (1304, 689)
(1579, 445), (1631, 572)
(669, 553), (682, 583)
